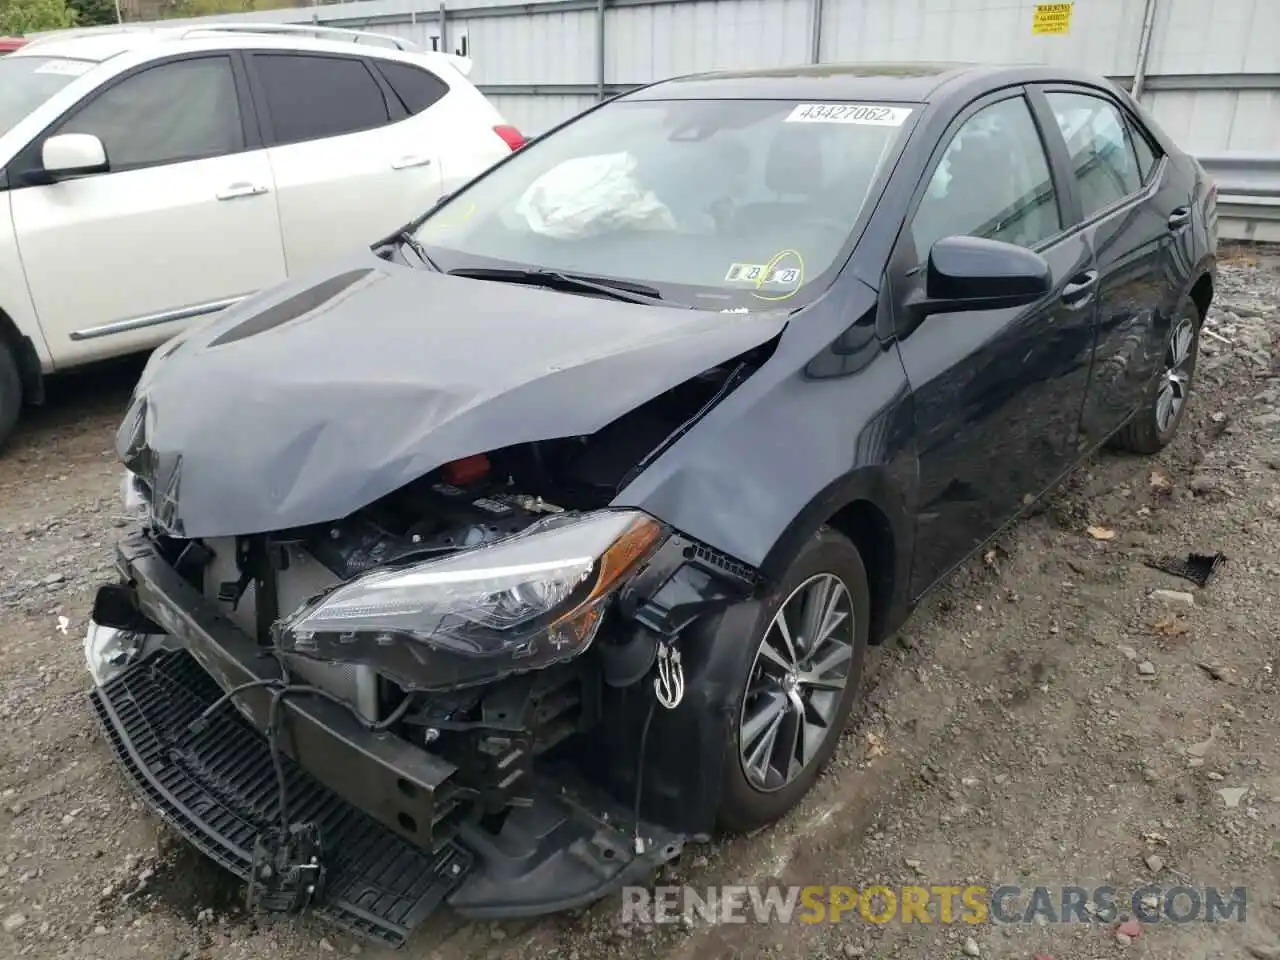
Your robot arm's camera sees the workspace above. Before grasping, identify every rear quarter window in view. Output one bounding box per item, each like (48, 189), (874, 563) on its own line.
(1126, 117), (1160, 184)
(375, 61), (449, 116)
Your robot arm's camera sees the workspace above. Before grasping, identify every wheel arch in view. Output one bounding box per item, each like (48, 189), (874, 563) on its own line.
(0, 305), (45, 406)
(758, 466), (915, 646)
(1188, 269), (1213, 320)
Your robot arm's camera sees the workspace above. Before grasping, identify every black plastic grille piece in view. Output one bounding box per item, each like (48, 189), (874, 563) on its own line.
(1144, 551), (1226, 588)
(90, 649), (472, 946)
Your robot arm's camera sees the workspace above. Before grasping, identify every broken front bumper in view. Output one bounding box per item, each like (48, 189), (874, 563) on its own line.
(89, 531), (684, 946)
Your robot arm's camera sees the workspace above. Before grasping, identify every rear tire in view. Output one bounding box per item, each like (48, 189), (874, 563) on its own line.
(717, 528), (869, 834)
(0, 342), (21, 452)
(1110, 299), (1202, 455)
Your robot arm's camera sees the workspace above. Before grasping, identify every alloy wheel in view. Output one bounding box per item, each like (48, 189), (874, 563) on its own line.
(739, 572), (856, 792)
(1155, 314), (1196, 435)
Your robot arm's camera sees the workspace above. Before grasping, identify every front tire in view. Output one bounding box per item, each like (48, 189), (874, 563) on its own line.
(717, 528), (870, 833)
(1111, 299), (1202, 455)
(0, 342), (21, 452)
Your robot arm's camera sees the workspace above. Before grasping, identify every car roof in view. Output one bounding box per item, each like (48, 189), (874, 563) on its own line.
(14, 24), (453, 67)
(624, 61), (1121, 104)
(9, 32), (148, 62)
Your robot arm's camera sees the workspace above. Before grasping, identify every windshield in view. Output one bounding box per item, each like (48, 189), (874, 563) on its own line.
(412, 98), (915, 310)
(0, 57), (95, 138)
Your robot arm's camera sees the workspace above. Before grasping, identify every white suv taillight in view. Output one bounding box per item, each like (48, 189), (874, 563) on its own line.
(493, 124), (526, 150)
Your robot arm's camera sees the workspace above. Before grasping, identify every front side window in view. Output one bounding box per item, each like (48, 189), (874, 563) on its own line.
(910, 96), (1060, 258)
(58, 57), (243, 169)
(411, 98), (915, 310)
(1046, 91), (1142, 217)
(255, 54), (391, 145)
(0, 57), (96, 139)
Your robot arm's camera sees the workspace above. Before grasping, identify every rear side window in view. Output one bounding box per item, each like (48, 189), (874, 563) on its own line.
(1126, 117), (1160, 184)
(375, 61), (448, 116)
(254, 54), (390, 145)
(1046, 91), (1143, 217)
(58, 56), (243, 170)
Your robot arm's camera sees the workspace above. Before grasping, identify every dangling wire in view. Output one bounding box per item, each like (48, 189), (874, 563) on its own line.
(631, 696), (657, 856)
(187, 657), (419, 841)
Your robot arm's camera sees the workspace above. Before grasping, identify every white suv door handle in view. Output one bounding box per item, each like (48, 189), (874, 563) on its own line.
(216, 182), (269, 201)
(391, 155), (433, 170)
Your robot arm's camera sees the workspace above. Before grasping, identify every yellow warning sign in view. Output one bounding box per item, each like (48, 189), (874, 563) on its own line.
(1032, 2), (1073, 34)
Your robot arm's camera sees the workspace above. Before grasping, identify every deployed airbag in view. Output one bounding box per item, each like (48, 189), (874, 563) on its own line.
(514, 153), (678, 240)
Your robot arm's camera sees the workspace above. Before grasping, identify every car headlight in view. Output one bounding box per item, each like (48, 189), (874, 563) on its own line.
(278, 510), (665, 691)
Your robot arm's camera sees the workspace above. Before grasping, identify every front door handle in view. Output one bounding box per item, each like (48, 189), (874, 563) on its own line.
(1167, 206), (1191, 230)
(216, 182), (269, 201)
(1061, 269), (1099, 307)
(391, 155), (433, 170)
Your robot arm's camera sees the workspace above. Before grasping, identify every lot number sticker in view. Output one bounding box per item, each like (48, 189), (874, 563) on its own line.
(1032, 2), (1073, 34)
(785, 103), (912, 126)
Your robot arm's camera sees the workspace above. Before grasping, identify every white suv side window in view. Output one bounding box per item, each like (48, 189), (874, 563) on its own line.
(373, 60), (448, 116)
(253, 53), (391, 146)
(58, 56), (243, 170)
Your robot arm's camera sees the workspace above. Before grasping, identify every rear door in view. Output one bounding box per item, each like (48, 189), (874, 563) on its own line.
(9, 53), (285, 365)
(245, 51), (444, 274)
(889, 89), (1099, 596)
(1032, 85), (1186, 445)
(372, 56), (513, 195)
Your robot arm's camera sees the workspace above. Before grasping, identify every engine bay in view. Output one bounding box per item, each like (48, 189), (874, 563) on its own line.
(292, 354), (755, 582)
(124, 351), (765, 856)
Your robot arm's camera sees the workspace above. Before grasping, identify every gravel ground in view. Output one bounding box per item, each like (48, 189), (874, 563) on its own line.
(1, 253), (1279, 960)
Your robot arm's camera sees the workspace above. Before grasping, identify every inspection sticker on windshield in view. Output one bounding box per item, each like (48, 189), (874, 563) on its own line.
(725, 263), (802, 284)
(34, 60), (93, 77)
(785, 103), (911, 126)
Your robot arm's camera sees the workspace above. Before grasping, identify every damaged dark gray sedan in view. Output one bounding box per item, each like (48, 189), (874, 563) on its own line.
(85, 62), (1217, 944)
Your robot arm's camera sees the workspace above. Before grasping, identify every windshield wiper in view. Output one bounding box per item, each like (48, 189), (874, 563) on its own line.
(448, 267), (672, 306)
(396, 230), (442, 272)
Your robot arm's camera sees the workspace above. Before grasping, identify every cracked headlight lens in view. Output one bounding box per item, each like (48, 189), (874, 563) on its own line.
(279, 510), (665, 691)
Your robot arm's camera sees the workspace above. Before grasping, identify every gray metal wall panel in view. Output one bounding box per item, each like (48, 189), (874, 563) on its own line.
(1147, 88), (1280, 154)
(1148, 0), (1278, 75)
(606, 0), (812, 83)
(819, 0), (1144, 76)
(486, 93), (598, 130)
(455, 11), (598, 83)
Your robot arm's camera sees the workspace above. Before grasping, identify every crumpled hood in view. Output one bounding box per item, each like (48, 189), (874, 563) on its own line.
(119, 252), (788, 538)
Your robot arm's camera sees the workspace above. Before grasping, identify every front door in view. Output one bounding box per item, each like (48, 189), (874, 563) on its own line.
(10, 54), (286, 365)
(890, 90), (1099, 596)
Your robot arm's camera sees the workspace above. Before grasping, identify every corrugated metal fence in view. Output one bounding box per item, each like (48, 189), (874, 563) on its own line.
(37, 0), (1280, 239)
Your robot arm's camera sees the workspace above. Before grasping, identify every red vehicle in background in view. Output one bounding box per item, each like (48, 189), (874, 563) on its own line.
(0, 37), (27, 54)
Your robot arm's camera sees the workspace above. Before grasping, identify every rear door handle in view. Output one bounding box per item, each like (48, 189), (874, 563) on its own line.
(216, 182), (269, 201)
(391, 155), (433, 170)
(1167, 206), (1191, 230)
(1061, 269), (1099, 306)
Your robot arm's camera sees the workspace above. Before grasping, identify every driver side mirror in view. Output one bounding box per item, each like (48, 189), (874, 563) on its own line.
(40, 133), (109, 180)
(921, 235), (1051, 313)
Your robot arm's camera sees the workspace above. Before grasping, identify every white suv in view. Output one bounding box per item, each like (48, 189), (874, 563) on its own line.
(0, 23), (524, 447)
